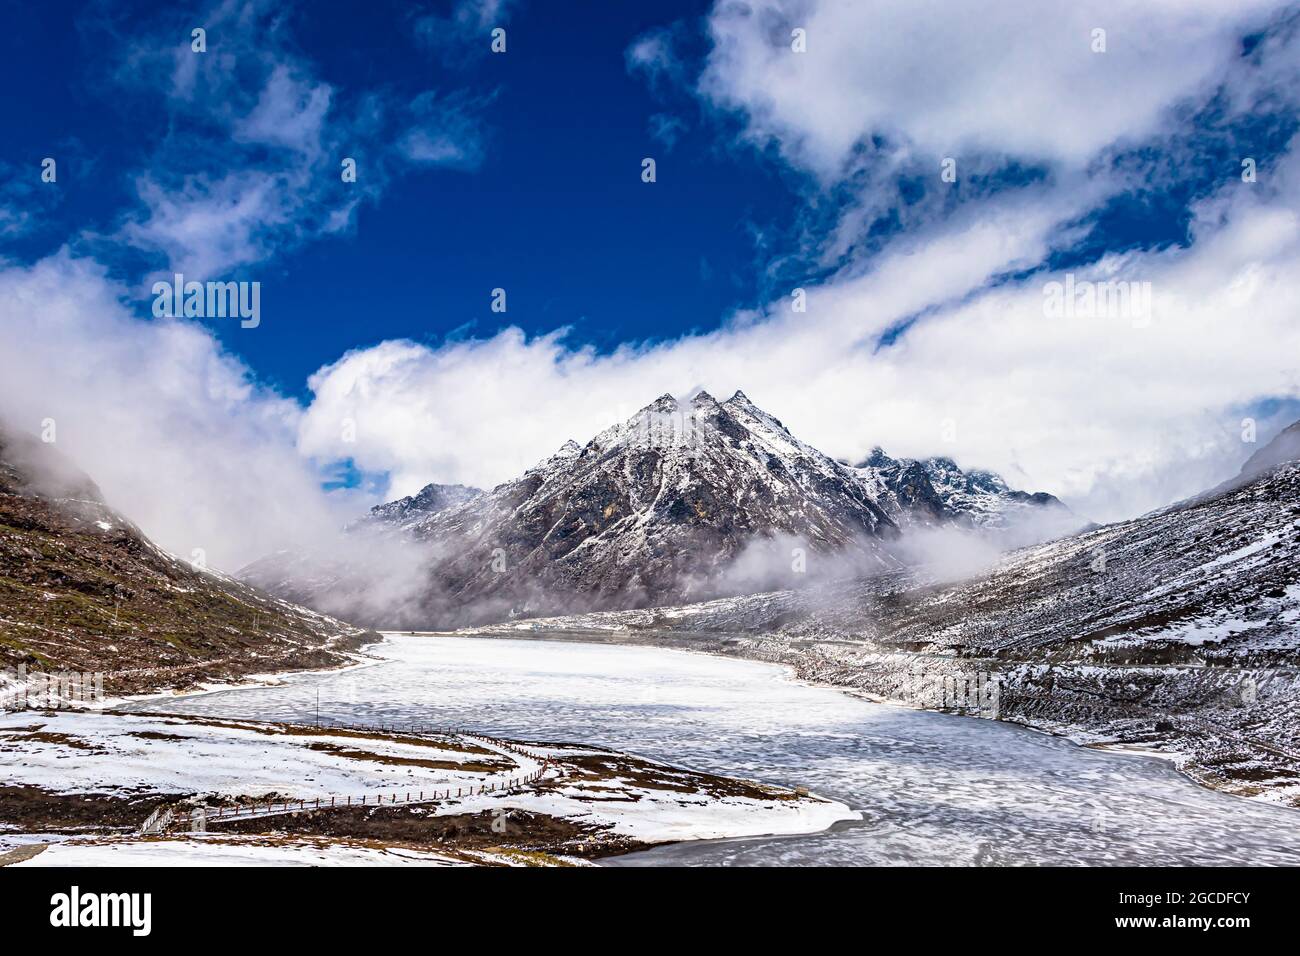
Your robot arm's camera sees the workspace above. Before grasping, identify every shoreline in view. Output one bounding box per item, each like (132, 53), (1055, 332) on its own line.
(432, 626), (1300, 812)
(2, 647), (858, 866)
(109, 648), (389, 713)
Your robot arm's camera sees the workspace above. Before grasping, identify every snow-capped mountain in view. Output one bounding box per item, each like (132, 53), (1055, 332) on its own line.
(852, 446), (1076, 542)
(353, 482), (482, 534)
(246, 390), (918, 627)
(386, 390), (903, 622)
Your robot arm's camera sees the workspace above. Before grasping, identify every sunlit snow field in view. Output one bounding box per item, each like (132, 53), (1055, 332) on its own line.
(138, 634), (1300, 866)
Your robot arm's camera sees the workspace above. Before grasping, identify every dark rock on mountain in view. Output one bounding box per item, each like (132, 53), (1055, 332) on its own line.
(353, 482), (482, 534)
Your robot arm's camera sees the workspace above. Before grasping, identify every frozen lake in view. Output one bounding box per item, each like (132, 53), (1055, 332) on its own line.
(138, 634), (1300, 866)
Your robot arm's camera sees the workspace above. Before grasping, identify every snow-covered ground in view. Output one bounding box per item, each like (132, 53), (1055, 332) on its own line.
(134, 634), (1300, 866)
(0, 711), (520, 799)
(1, 688), (857, 865)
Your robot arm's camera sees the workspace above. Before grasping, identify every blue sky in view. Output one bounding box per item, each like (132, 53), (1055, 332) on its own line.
(2, 0), (1299, 569)
(3, 0), (810, 399)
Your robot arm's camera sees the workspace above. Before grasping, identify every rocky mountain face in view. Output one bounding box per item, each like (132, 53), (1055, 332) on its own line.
(354, 482), (482, 534)
(0, 424), (368, 694)
(852, 447), (1075, 542)
(401, 390), (904, 623)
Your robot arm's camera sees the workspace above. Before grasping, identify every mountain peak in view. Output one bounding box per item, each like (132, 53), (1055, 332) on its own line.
(526, 439), (584, 474)
(925, 455), (960, 472)
(641, 393), (680, 415)
(362, 481), (482, 530)
(341, 387), (900, 624)
(853, 445), (1072, 539)
(858, 446), (895, 469)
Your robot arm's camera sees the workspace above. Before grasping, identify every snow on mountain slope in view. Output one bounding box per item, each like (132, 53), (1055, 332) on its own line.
(355, 482), (481, 534)
(851, 446), (1076, 542)
(389, 390), (903, 623)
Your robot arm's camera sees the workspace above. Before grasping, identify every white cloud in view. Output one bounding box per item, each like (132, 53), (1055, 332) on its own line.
(627, 26), (689, 92)
(113, 0), (489, 279)
(699, 0), (1288, 177)
(298, 136), (1300, 522)
(0, 252), (361, 571)
(413, 0), (516, 62)
(397, 92), (489, 169)
(123, 171), (301, 278)
(234, 64), (334, 155)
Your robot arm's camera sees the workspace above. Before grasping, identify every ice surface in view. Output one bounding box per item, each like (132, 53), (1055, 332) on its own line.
(135, 634), (1300, 866)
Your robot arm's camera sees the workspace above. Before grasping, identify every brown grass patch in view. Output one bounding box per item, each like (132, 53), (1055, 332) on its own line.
(303, 740), (512, 773)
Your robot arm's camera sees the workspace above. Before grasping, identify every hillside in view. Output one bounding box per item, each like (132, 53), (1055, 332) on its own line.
(0, 424), (370, 695)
